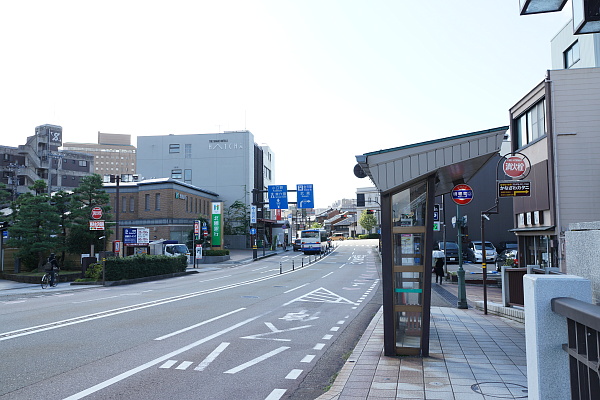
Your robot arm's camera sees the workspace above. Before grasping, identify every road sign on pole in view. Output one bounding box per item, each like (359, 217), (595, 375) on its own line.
(91, 207), (103, 220)
(268, 185), (288, 209)
(296, 184), (314, 209)
(451, 184), (474, 206)
(503, 156), (528, 179)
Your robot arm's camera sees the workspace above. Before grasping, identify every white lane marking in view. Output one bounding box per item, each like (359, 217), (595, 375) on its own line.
(313, 343), (325, 350)
(195, 342), (230, 371)
(159, 360), (177, 369)
(265, 389), (287, 400)
(300, 355), (315, 363)
(321, 272), (334, 278)
(241, 322), (312, 341)
(62, 314), (264, 400)
(71, 295), (121, 304)
(198, 275), (231, 283)
(285, 369), (303, 380)
(224, 346), (290, 374)
(330, 327), (340, 332)
(337, 320), (345, 325)
(175, 361), (193, 370)
(2, 271), (285, 341)
(252, 266), (268, 271)
(283, 283), (309, 294)
(279, 310), (320, 322)
(338, 264), (346, 269)
(155, 308), (245, 340)
(322, 334), (333, 340)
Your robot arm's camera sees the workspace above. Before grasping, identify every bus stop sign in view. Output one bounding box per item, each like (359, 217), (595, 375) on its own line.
(451, 184), (474, 206)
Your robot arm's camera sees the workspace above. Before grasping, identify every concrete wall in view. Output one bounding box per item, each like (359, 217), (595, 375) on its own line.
(565, 221), (600, 304)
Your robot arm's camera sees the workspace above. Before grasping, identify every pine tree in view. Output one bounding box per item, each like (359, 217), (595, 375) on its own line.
(7, 181), (61, 270)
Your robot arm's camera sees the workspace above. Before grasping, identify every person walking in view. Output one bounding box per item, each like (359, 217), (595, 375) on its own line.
(432, 247), (445, 284)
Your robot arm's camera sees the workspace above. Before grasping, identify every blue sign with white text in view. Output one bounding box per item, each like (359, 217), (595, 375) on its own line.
(268, 185), (288, 209)
(296, 184), (314, 209)
(123, 228), (138, 245)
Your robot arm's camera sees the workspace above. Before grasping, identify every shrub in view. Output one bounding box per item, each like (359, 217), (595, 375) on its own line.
(85, 262), (104, 281)
(358, 233), (380, 240)
(104, 255), (187, 281)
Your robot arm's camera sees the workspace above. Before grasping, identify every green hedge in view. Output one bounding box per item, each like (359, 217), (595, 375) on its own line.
(358, 233), (380, 239)
(104, 255), (187, 281)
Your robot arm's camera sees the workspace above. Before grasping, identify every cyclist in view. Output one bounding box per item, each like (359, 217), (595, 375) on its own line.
(47, 253), (59, 287)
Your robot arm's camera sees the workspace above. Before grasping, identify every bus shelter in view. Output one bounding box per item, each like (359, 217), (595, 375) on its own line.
(356, 126), (508, 356)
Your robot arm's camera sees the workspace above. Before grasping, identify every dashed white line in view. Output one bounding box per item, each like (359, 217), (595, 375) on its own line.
(283, 283), (309, 293)
(175, 361), (193, 370)
(159, 360), (177, 369)
(321, 272), (334, 278)
(330, 326), (340, 331)
(337, 320), (345, 325)
(300, 355), (316, 363)
(265, 389), (287, 400)
(155, 308), (246, 340)
(285, 369), (303, 379)
(322, 334), (333, 340)
(313, 343), (325, 350)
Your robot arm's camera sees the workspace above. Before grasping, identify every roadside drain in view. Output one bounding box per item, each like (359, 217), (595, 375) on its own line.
(471, 382), (528, 398)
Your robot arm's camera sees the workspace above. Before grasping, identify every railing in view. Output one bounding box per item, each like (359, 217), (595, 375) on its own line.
(551, 297), (600, 399)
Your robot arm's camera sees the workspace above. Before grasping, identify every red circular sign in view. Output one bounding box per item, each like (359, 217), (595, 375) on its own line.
(503, 156), (527, 179)
(451, 184), (474, 206)
(91, 207), (103, 220)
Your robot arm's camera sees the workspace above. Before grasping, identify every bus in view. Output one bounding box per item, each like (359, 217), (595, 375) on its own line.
(300, 229), (329, 254)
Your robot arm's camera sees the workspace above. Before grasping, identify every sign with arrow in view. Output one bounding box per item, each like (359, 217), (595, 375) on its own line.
(268, 185), (288, 209)
(296, 184), (314, 209)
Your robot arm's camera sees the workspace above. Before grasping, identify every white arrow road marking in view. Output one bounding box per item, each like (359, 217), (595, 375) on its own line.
(241, 322), (312, 341)
(195, 342), (230, 371)
(224, 346), (289, 374)
(279, 310), (320, 322)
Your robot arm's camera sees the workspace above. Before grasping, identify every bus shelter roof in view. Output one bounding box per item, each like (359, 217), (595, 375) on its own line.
(355, 126), (508, 196)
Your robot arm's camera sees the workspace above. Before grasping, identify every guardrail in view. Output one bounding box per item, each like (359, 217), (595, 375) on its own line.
(551, 297), (600, 400)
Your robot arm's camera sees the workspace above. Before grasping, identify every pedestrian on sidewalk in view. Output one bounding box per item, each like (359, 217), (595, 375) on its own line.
(432, 247), (445, 284)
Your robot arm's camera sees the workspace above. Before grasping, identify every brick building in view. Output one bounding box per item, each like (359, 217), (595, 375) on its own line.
(103, 178), (219, 246)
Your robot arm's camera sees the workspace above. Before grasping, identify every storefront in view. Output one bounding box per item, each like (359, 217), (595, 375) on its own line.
(357, 126), (508, 356)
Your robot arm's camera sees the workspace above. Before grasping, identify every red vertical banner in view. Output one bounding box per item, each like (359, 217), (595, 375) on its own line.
(276, 209), (281, 221)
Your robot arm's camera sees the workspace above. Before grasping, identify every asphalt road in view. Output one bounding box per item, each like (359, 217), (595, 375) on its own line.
(0, 239), (382, 400)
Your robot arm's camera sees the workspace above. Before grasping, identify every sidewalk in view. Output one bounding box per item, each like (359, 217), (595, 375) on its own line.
(317, 283), (527, 400)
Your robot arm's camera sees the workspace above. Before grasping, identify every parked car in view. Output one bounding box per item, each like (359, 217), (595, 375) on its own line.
(436, 241), (460, 263)
(330, 233), (346, 241)
(293, 238), (302, 251)
(496, 249), (518, 270)
(466, 241), (497, 263)
(497, 241), (518, 253)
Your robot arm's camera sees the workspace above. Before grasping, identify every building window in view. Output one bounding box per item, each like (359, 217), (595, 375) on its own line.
(122, 196), (127, 212)
(185, 144), (192, 158)
(564, 41), (580, 69)
(169, 144), (180, 153)
(155, 193), (160, 210)
(171, 169), (182, 179)
(184, 169), (192, 182)
(145, 194), (150, 210)
(515, 99), (546, 149)
(129, 197), (135, 212)
(78, 160), (87, 167)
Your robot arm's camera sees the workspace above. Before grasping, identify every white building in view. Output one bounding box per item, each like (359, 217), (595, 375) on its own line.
(136, 130), (274, 209)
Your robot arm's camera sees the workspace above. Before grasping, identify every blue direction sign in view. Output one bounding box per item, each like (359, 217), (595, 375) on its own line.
(296, 184), (314, 209)
(268, 185), (288, 209)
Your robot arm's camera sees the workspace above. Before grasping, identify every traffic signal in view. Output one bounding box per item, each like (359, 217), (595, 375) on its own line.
(366, 210), (374, 214)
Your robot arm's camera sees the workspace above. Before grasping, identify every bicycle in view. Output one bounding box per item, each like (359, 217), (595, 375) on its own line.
(41, 269), (59, 289)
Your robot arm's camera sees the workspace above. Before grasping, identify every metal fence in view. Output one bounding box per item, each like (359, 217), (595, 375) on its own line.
(551, 297), (600, 400)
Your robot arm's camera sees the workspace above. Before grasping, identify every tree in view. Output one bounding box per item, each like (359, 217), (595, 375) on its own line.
(52, 190), (76, 264)
(7, 181), (61, 270)
(0, 182), (10, 206)
(359, 210), (378, 233)
(66, 174), (112, 254)
(223, 200), (249, 235)
(310, 222), (322, 229)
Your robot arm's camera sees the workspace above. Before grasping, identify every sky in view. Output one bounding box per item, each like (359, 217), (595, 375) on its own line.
(0, 1), (573, 208)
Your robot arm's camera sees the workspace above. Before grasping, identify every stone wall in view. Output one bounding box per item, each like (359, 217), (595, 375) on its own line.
(565, 221), (600, 304)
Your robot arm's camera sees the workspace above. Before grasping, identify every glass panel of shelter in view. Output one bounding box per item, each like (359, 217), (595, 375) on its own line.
(391, 181), (428, 354)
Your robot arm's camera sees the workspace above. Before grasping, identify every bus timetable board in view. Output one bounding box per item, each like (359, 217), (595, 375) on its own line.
(498, 181), (531, 197)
